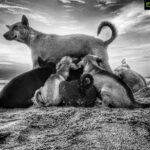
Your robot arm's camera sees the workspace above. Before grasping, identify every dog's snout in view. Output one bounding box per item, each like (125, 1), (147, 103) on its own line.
(3, 31), (17, 41)
(3, 33), (7, 39)
(3, 32), (11, 40)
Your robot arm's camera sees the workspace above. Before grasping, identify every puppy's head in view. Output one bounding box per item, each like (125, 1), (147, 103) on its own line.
(113, 67), (125, 79)
(114, 59), (130, 77)
(37, 57), (56, 72)
(3, 15), (30, 43)
(56, 56), (78, 71)
(78, 55), (106, 72)
(120, 58), (130, 69)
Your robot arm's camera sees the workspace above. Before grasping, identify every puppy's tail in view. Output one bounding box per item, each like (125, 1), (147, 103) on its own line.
(80, 74), (94, 97)
(33, 89), (44, 106)
(97, 21), (117, 45)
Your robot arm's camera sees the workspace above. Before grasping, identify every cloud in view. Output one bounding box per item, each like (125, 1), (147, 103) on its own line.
(66, 8), (73, 11)
(63, 14), (71, 18)
(110, 2), (150, 34)
(108, 43), (150, 66)
(94, 0), (118, 7)
(132, 11), (150, 33)
(28, 14), (54, 25)
(69, 20), (78, 23)
(60, 25), (82, 30)
(0, 3), (30, 10)
(59, 0), (85, 4)
(1, 3), (54, 25)
(7, 10), (53, 25)
(0, 43), (32, 65)
(63, 5), (73, 8)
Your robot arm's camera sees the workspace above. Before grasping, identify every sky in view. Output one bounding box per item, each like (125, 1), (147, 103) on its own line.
(0, 0), (150, 79)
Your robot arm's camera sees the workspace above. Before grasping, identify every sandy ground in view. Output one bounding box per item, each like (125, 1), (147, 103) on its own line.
(0, 81), (150, 150)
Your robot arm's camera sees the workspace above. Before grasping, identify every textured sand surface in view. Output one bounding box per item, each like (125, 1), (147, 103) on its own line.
(0, 83), (150, 150)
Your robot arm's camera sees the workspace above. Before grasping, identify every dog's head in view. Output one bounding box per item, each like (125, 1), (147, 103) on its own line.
(56, 56), (78, 72)
(113, 68), (124, 79)
(78, 55), (106, 73)
(3, 15), (30, 43)
(114, 58), (130, 78)
(37, 57), (56, 72)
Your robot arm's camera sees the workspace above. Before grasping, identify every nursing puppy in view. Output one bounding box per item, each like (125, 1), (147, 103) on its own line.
(114, 59), (147, 92)
(59, 74), (97, 107)
(78, 55), (150, 108)
(33, 56), (78, 107)
(0, 58), (56, 108)
(3, 15), (117, 72)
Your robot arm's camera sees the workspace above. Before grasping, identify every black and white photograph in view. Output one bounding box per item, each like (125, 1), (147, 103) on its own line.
(0, 0), (150, 149)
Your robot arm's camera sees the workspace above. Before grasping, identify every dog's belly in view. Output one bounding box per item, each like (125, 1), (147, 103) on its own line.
(31, 34), (106, 63)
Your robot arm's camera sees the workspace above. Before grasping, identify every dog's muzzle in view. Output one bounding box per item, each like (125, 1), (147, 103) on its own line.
(3, 32), (17, 41)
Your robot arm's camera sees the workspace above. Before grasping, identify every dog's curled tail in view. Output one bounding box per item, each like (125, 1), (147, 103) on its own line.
(33, 89), (44, 106)
(80, 74), (94, 97)
(97, 21), (117, 45)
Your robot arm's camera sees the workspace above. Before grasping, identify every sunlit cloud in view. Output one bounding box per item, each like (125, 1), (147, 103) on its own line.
(0, 0), (150, 77)
(63, 5), (73, 8)
(69, 20), (78, 23)
(59, 0), (85, 4)
(0, 43), (32, 65)
(63, 14), (70, 18)
(0, 3), (54, 25)
(60, 25), (83, 30)
(66, 8), (73, 11)
(28, 13), (54, 25)
(110, 2), (149, 34)
(108, 43), (150, 70)
(94, 0), (119, 9)
(0, 3), (30, 10)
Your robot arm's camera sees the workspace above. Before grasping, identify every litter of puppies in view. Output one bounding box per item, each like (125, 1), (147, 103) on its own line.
(0, 15), (149, 109)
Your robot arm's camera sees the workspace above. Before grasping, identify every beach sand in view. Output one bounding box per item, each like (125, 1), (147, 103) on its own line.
(0, 80), (150, 150)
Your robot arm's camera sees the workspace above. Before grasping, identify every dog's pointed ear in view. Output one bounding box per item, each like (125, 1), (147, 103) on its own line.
(121, 58), (126, 64)
(21, 15), (29, 26)
(38, 57), (47, 67)
(6, 25), (11, 29)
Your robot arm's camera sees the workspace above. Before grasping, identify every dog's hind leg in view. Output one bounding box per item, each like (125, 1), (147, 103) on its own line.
(101, 87), (115, 108)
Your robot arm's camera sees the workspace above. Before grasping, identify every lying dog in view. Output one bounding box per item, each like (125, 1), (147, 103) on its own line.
(0, 57), (56, 108)
(114, 59), (147, 92)
(59, 74), (97, 107)
(3, 15), (117, 72)
(33, 56), (78, 107)
(78, 55), (150, 108)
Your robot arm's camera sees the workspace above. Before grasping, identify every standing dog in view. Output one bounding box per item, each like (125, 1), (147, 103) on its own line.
(33, 56), (78, 107)
(3, 15), (117, 72)
(78, 55), (150, 108)
(0, 57), (56, 108)
(114, 59), (147, 92)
